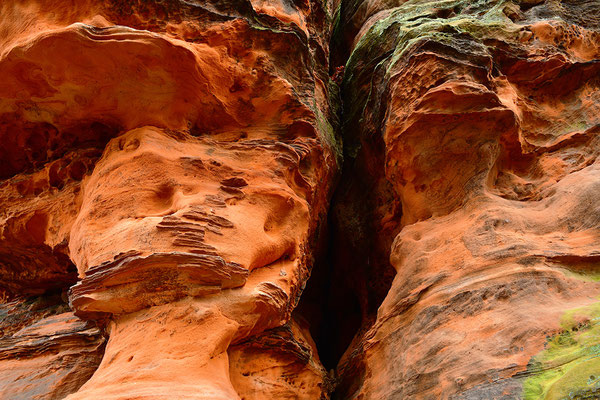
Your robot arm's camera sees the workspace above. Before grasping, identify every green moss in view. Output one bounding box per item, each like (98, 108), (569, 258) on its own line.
(344, 0), (527, 75)
(341, 0), (524, 137)
(314, 95), (343, 167)
(522, 301), (600, 400)
(569, 121), (590, 132)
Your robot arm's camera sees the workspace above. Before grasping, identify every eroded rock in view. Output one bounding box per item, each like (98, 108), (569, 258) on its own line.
(3, 0), (600, 399)
(1, 0), (337, 398)
(335, 0), (600, 399)
(0, 294), (105, 399)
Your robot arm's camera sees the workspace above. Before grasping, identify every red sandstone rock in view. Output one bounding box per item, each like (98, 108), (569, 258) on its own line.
(230, 316), (332, 399)
(335, 0), (600, 399)
(0, 295), (105, 399)
(1, 0), (336, 398)
(3, 0), (600, 399)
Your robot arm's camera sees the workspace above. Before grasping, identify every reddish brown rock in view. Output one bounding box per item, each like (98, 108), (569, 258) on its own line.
(229, 316), (333, 399)
(335, 0), (600, 399)
(4, 0), (600, 399)
(1, 0), (337, 398)
(0, 295), (105, 399)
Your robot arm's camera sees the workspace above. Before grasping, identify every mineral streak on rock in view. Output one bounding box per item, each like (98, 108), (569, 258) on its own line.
(335, 0), (600, 399)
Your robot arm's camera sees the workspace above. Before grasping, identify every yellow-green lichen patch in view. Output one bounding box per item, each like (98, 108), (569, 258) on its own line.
(523, 301), (600, 400)
(562, 268), (600, 283)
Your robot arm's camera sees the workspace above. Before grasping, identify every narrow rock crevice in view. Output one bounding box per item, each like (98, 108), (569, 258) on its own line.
(296, 4), (402, 379)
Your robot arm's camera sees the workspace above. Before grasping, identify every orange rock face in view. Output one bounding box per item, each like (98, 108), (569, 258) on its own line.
(2, 0), (600, 399)
(334, 0), (600, 399)
(1, 0), (337, 398)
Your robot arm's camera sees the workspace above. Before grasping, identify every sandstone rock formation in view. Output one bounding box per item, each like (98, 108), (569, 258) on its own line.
(334, 0), (600, 399)
(0, 294), (105, 399)
(2, 0), (600, 399)
(1, 0), (337, 398)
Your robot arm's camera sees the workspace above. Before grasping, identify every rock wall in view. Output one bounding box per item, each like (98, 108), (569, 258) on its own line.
(1, 0), (337, 398)
(1, 0), (600, 399)
(334, 0), (600, 399)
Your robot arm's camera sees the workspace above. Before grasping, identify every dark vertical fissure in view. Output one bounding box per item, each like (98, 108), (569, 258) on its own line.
(294, 0), (401, 383)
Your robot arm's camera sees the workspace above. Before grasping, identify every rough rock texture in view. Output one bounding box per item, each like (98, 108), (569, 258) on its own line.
(1, 0), (337, 398)
(229, 316), (332, 399)
(335, 0), (600, 399)
(3, 0), (600, 399)
(0, 294), (105, 399)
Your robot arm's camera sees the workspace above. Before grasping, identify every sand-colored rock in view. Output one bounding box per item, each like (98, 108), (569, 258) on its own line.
(336, 0), (600, 398)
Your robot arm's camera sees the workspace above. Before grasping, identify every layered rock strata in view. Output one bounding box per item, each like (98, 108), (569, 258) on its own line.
(0, 294), (105, 399)
(1, 0), (337, 398)
(335, 0), (600, 399)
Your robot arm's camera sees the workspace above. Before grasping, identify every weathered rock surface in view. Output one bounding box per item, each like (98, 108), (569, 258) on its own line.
(335, 0), (600, 399)
(1, 0), (337, 398)
(3, 0), (600, 399)
(0, 294), (105, 399)
(229, 316), (332, 399)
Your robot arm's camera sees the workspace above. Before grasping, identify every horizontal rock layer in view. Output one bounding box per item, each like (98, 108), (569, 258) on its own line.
(0, 295), (105, 399)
